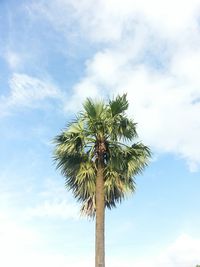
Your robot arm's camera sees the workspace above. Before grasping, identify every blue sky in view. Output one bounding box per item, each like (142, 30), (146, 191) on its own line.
(1, 0), (200, 266)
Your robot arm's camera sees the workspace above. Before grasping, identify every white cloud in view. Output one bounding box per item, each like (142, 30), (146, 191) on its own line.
(106, 234), (200, 267)
(9, 73), (61, 104)
(0, 220), (39, 249)
(26, 178), (79, 220)
(0, 73), (63, 116)
(66, 45), (200, 170)
(64, 78), (100, 112)
(0, 220), (199, 267)
(28, 199), (79, 220)
(4, 51), (21, 69)
(28, 0), (200, 42)
(0, 218), (41, 267)
(141, 234), (200, 267)
(0, 215), (92, 267)
(25, 0), (200, 171)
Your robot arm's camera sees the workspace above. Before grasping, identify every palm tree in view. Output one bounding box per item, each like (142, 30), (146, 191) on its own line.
(53, 94), (151, 267)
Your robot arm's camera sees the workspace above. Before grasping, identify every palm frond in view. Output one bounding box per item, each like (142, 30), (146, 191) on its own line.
(83, 98), (104, 119)
(109, 94), (129, 116)
(80, 195), (96, 217)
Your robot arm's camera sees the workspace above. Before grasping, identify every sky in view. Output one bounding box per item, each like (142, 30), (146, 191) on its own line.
(0, 0), (200, 266)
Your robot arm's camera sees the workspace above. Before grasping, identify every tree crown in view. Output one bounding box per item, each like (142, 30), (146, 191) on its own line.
(53, 94), (151, 217)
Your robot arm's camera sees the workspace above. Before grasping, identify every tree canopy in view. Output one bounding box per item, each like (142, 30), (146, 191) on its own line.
(53, 94), (151, 217)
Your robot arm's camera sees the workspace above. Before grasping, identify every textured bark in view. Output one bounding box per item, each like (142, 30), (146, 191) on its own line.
(95, 158), (105, 267)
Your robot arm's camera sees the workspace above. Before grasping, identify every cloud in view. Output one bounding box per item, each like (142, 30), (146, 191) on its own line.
(139, 234), (200, 267)
(65, 43), (200, 171)
(26, 178), (79, 220)
(0, 219), (39, 249)
(28, 0), (200, 42)
(0, 73), (63, 116)
(0, 220), (199, 267)
(9, 73), (61, 104)
(22, 0), (200, 171)
(105, 234), (200, 267)
(64, 78), (100, 112)
(0, 215), (92, 267)
(0, 217), (41, 267)
(29, 0), (199, 171)
(4, 51), (21, 70)
(27, 199), (79, 220)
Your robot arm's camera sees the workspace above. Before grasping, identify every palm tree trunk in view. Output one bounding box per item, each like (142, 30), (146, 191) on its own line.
(95, 158), (105, 267)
